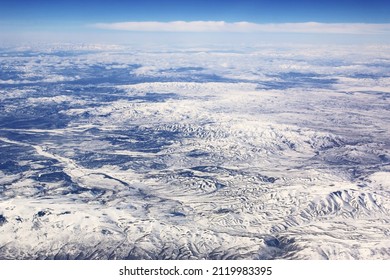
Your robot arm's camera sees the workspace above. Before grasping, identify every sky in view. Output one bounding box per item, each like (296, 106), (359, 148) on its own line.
(1, 0), (390, 45)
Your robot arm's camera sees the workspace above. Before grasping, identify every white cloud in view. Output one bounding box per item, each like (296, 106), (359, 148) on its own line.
(91, 21), (390, 34)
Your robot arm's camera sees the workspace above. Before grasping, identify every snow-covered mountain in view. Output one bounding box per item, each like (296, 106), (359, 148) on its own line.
(0, 44), (389, 259)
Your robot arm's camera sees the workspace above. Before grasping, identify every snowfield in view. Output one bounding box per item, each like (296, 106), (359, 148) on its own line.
(0, 44), (389, 259)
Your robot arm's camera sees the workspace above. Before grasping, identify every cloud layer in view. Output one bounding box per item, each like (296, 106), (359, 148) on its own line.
(92, 21), (390, 34)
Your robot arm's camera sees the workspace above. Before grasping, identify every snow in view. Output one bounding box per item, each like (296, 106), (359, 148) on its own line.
(0, 43), (389, 259)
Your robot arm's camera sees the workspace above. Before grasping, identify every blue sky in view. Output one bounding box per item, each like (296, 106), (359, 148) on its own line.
(2, 0), (390, 24)
(1, 0), (390, 44)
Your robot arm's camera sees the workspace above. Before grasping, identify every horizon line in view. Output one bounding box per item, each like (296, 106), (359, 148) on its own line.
(91, 21), (390, 34)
